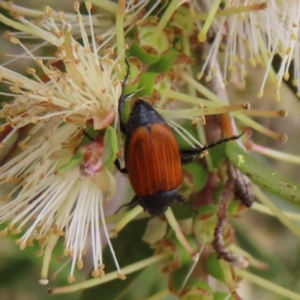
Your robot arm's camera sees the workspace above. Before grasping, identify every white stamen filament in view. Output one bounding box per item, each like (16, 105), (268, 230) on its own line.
(168, 119), (203, 148)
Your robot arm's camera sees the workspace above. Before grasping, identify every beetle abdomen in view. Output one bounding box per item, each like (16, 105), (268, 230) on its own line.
(127, 123), (181, 196)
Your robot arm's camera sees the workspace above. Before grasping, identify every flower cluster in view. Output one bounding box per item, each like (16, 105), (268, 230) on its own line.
(0, 2), (124, 283)
(205, 1), (300, 101)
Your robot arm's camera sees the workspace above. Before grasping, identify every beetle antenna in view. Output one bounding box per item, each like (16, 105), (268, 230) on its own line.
(114, 159), (128, 174)
(180, 133), (243, 157)
(176, 195), (198, 214)
(202, 133), (243, 151)
(121, 58), (131, 92)
(116, 195), (140, 214)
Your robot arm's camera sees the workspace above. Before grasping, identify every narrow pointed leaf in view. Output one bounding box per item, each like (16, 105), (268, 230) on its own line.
(226, 141), (300, 204)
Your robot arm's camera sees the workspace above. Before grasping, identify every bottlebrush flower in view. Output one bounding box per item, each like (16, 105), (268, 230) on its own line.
(197, 1), (300, 100)
(0, 2), (124, 283)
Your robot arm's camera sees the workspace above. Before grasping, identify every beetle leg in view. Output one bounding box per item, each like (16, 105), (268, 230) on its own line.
(115, 158), (128, 174)
(180, 156), (194, 163)
(176, 195), (198, 213)
(118, 58), (131, 135)
(116, 195), (140, 213)
(180, 133), (242, 157)
(124, 91), (136, 99)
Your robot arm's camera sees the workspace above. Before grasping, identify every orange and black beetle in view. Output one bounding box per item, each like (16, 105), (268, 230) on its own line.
(116, 59), (241, 216)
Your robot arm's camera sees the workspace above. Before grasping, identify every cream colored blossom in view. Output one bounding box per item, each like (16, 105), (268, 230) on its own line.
(0, 2), (124, 283)
(0, 122), (119, 283)
(198, 0), (300, 100)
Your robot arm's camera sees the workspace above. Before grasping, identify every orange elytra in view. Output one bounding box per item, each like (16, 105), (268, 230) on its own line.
(115, 59), (242, 216)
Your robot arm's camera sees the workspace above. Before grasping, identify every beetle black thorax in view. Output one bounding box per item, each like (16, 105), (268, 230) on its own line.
(125, 99), (169, 137)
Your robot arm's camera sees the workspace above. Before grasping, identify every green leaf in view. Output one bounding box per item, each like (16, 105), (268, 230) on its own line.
(119, 98), (131, 123)
(209, 142), (228, 169)
(197, 205), (217, 217)
(126, 40), (161, 65)
(167, 234), (196, 266)
(169, 264), (193, 292)
(148, 48), (179, 72)
(170, 265), (213, 298)
(136, 72), (156, 97)
(194, 213), (217, 245)
(56, 150), (84, 174)
(226, 141), (300, 205)
(172, 201), (195, 220)
(103, 126), (118, 168)
(205, 253), (225, 282)
(171, 6), (195, 35)
(182, 162), (207, 193)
